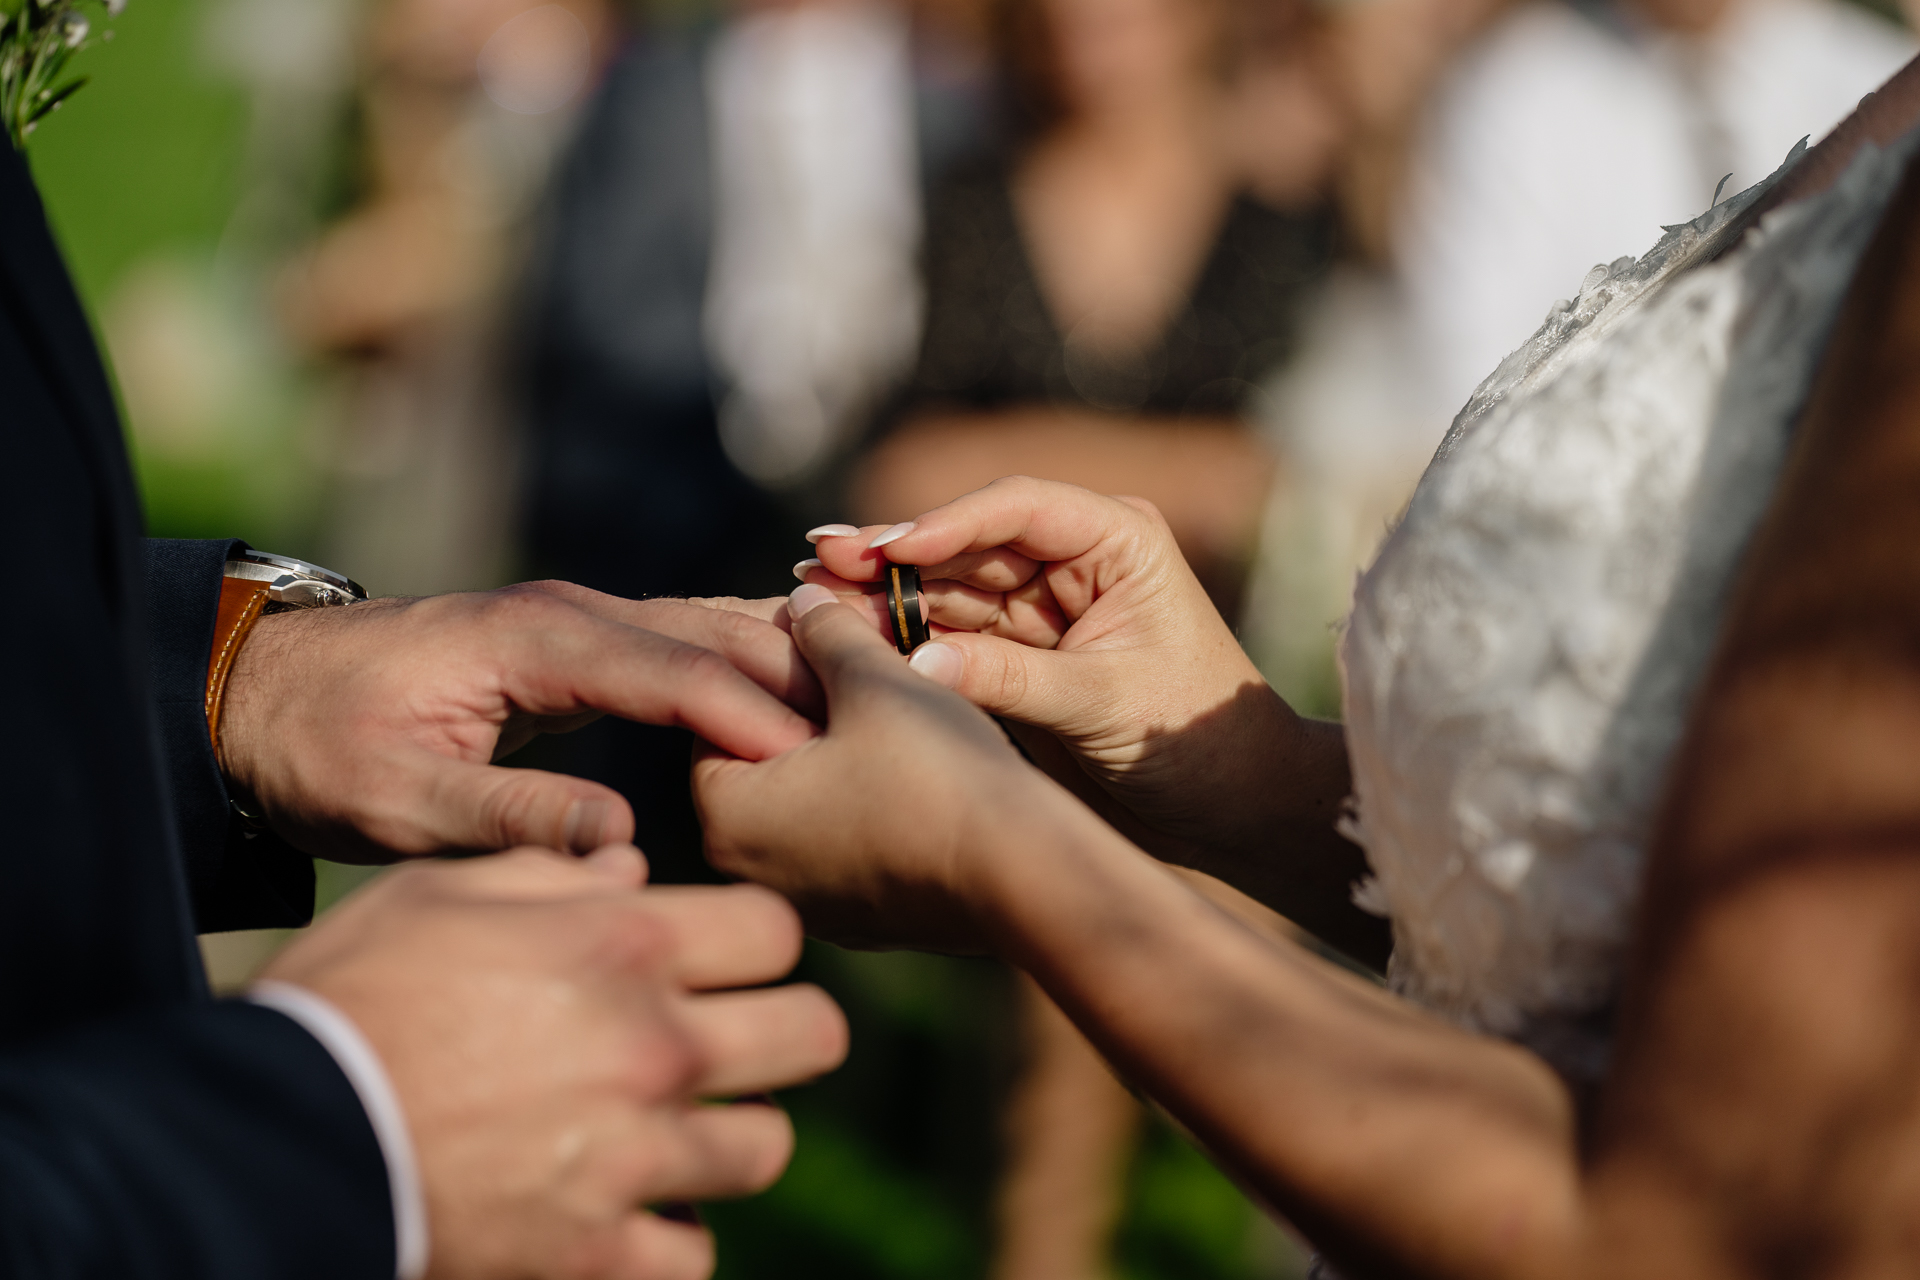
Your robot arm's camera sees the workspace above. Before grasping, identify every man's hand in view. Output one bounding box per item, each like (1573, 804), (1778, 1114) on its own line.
(262, 846), (848, 1280)
(217, 581), (824, 862)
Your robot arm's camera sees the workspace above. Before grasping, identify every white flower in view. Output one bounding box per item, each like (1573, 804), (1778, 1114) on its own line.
(105, 0), (126, 15)
(62, 11), (88, 45)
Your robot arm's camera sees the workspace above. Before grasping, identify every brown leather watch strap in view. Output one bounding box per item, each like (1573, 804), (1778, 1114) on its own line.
(206, 575), (271, 755)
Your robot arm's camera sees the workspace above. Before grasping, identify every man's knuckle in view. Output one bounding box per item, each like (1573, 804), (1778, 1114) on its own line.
(482, 583), (573, 629)
(662, 641), (733, 686)
(486, 776), (581, 849)
(591, 903), (677, 974)
(712, 608), (762, 645)
(627, 1020), (706, 1098)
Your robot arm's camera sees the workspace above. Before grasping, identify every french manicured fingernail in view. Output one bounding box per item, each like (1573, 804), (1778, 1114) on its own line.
(792, 558), (821, 582)
(564, 799), (611, 851)
(805, 524), (859, 543)
(908, 641), (963, 688)
(788, 583), (837, 618)
(868, 521), (916, 549)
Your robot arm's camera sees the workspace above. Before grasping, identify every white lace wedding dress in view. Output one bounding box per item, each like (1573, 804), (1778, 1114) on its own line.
(1338, 127), (1919, 1083)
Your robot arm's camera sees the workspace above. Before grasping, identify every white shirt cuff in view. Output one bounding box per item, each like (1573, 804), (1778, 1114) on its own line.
(248, 980), (430, 1280)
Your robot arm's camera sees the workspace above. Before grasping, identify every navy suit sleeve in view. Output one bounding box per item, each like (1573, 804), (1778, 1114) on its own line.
(0, 1000), (393, 1280)
(143, 539), (315, 934)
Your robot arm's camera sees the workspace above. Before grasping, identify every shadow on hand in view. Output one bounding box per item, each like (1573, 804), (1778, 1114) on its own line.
(1004, 681), (1393, 975)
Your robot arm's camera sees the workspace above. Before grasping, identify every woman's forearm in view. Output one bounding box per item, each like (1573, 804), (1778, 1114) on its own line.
(975, 794), (1581, 1279)
(997, 665), (1387, 967)
(1121, 709), (1390, 970)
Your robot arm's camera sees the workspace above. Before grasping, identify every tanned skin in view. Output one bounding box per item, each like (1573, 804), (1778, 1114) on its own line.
(696, 58), (1920, 1278)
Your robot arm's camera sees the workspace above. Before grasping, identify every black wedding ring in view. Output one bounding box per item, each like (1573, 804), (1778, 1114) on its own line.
(884, 564), (930, 655)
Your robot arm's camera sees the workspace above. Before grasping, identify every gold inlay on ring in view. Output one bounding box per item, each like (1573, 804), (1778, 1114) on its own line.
(891, 566), (910, 648)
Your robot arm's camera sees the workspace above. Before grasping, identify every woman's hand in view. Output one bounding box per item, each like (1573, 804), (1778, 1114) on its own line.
(802, 479), (1334, 846)
(692, 583), (1075, 953)
(796, 477), (1388, 967)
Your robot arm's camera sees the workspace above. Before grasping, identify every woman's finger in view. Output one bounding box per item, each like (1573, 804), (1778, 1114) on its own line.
(871, 476), (1159, 569)
(812, 535), (1043, 594)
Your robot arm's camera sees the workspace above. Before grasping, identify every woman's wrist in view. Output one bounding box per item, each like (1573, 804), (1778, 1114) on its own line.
(965, 775), (1148, 963)
(1139, 679), (1350, 860)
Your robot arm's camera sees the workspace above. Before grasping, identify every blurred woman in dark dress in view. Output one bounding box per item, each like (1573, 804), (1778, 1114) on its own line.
(841, 0), (1513, 1272)
(856, 0), (1340, 619)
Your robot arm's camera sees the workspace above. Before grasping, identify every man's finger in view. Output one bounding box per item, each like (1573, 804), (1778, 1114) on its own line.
(647, 1104), (796, 1202)
(680, 594), (787, 625)
(367, 754), (639, 855)
(626, 598), (825, 719)
(494, 603), (818, 761)
(424, 844), (650, 898)
(680, 985), (849, 1096)
(608, 1213), (716, 1280)
(643, 884), (804, 989)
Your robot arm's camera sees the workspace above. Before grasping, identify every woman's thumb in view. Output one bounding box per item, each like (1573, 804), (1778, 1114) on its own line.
(904, 633), (1078, 727)
(787, 583), (906, 697)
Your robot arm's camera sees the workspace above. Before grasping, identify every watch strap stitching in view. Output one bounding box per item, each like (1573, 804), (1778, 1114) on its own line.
(206, 577), (270, 757)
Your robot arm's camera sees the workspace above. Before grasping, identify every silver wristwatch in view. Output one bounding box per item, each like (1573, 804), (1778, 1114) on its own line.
(221, 549), (368, 611)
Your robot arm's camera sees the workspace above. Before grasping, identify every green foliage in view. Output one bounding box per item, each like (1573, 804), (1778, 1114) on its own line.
(0, 0), (120, 151)
(27, 0), (309, 546)
(1117, 1119), (1303, 1280)
(710, 1111), (982, 1280)
(704, 944), (1300, 1280)
(26, 0), (244, 308)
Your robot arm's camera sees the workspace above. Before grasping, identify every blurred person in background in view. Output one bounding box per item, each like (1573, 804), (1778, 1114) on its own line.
(1397, 0), (1915, 417)
(279, 0), (615, 597)
(1240, 0), (1915, 725)
(852, 0), (1327, 621)
(510, 0), (992, 880)
(849, 0), (1510, 616)
(836, 0), (1516, 1273)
